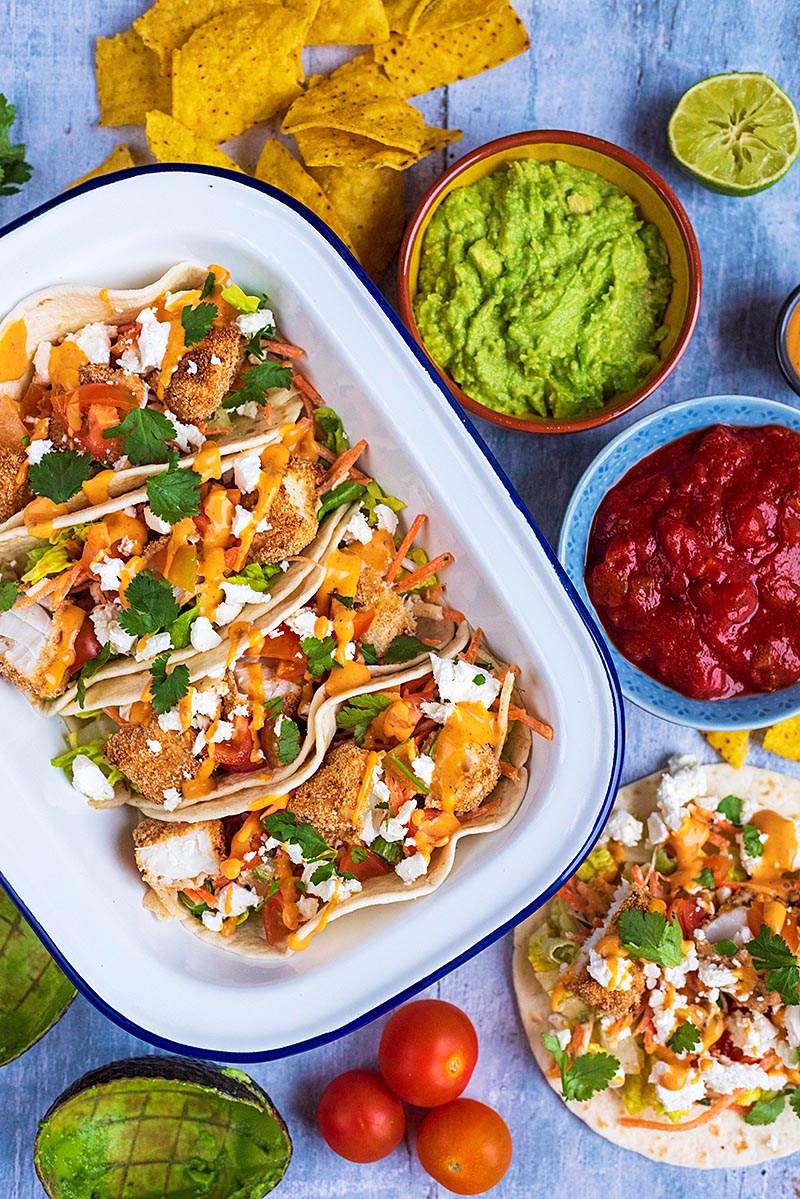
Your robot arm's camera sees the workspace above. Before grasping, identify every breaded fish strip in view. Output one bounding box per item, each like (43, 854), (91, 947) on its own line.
(569, 884), (651, 1019)
(427, 741), (500, 815)
(133, 817), (225, 893)
(355, 562), (414, 657)
(288, 741), (371, 845)
(164, 324), (243, 421)
(248, 456), (323, 563)
(0, 603), (81, 699)
(0, 445), (29, 524)
(106, 720), (199, 805)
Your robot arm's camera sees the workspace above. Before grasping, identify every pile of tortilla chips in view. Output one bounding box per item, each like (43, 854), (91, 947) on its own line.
(80, 0), (529, 281)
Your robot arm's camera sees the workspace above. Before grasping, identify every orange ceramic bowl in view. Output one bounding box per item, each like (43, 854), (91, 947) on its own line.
(398, 130), (702, 434)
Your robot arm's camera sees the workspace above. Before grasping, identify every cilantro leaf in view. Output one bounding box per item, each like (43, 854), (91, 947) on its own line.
(742, 824), (765, 858)
(693, 867), (715, 889)
(167, 603), (199, 650)
(541, 1034), (619, 1102)
(200, 271), (216, 300)
(0, 96), (32, 196)
(330, 591), (354, 610)
(361, 642), (377, 666)
(666, 1021), (701, 1054)
(336, 692), (393, 745)
(350, 846), (369, 864)
(265, 697), (284, 719)
(790, 1090), (800, 1120)
(301, 635), (339, 679)
(276, 717), (301, 765)
(262, 810), (333, 862)
(749, 924), (800, 1004)
(717, 794), (743, 826)
(317, 480), (366, 520)
(181, 301), (217, 346)
(179, 890), (212, 917)
(383, 634), (429, 664)
(315, 407), (350, 456)
(118, 571), (180, 637)
(0, 580), (17, 612)
(713, 938), (739, 958)
(28, 449), (94, 503)
(146, 463), (201, 525)
(76, 643), (112, 710)
(104, 408), (174, 466)
(222, 361), (293, 409)
(618, 909), (684, 968)
(310, 860), (335, 886)
(149, 653), (190, 715)
(744, 1092), (787, 1126)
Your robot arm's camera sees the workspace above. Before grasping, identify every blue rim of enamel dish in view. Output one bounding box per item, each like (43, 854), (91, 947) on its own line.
(0, 165), (624, 1062)
(560, 393), (800, 731)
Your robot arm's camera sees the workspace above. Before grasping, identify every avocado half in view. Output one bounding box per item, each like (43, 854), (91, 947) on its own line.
(0, 886), (75, 1066)
(34, 1056), (293, 1199)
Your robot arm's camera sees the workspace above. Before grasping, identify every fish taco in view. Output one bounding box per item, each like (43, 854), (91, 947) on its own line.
(513, 756), (800, 1168)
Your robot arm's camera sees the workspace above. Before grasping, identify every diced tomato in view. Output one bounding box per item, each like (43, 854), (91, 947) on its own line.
(262, 629), (303, 661)
(262, 895), (287, 946)
(339, 847), (392, 883)
(74, 403), (125, 460)
(212, 714), (263, 773)
(52, 383), (139, 460)
(71, 614), (103, 674)
(668, 896), (706, 938)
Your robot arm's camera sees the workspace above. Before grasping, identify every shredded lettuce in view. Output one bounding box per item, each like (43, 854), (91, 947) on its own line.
(528, 932), (578, 972)
(51, 734), (124, 787)
(549, 895), (581, 935)
(362, 480), (405, 523)
(654, 846), (677, 876)
(621, 1068), (656, 1116)
(22, 524), (89, 585)
(576, 845), (618, 882)
(220, 284), (262, 313)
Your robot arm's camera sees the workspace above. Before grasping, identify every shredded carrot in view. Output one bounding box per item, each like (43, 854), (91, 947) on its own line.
(441, 607), (465, 623)
(274, 848), (300, 931)
(53, 563), (87, 606)
(395, 552), (454, 594)
(460, 798), (503, 822)
(15, 576), (59, 608)
(317, 438), (368, 496)
(386, 513), (427, 584)
(461, 626), (482, 664)
(183, 887), (217, 908)
(497, 760), (520, 780)
(269, 341), (305, 359)
(619, 1090), (745, 1131)
(294, 372), (324, 406)
(631, 864), (645, 886)
(507, 703), (554, 741)
(298, 389), (315, 420)
(103, 706), (125, 725)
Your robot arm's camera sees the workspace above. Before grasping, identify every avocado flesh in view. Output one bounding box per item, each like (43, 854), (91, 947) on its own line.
(35, 1076), (291, 1199)
(0, 887), (75, 1065)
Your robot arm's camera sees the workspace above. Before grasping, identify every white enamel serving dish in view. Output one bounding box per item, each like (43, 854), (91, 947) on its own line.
(0, 167), (623, 1059)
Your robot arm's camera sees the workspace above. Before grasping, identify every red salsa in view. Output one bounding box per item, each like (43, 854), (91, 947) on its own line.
(586, 424), (800, 700)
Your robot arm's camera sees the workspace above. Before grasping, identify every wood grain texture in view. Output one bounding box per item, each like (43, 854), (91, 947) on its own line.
(3, 0), (800, 1194)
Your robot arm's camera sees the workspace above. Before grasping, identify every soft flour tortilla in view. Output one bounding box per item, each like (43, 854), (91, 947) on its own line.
(512, 762), (800, 1169)
(0, 262), (304, 536)
(155, 635), (532, 954)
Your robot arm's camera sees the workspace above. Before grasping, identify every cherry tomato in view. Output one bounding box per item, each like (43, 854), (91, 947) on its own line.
(668, 895), (706, 938)
(70, 614), (102, 674)
(212, 714), (262, 773)
(339, 846), (392, 883)
(416, 1099), (512, 1196)
(317, 1069), (406, 1163)
(378, 999), (478, 1107)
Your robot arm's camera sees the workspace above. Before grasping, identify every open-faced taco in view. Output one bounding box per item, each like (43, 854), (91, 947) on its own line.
(0, 263), (308, 531)
(129, 634), (546, 952)
(513, 756), (800, 1168)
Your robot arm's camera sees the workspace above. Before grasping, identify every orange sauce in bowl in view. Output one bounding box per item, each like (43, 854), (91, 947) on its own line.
(786, 303), (800, 376)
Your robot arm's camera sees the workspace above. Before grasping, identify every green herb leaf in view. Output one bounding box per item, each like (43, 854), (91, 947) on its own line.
(317, 480), (366, 520)
(666, 1021), (701, 1054)
(383, 634), (429, 664)
(618, 909), (684, 968)
(361, 642), (377, 666)
(276, 717), (301, 765)
(350, 846), (369, 863)
(149, 653), (190, 715)
(181, 301), (217, 346)
(222, 360), (293, 409)
(790, 1090), (800, 1120)
(541, 1034), (620, 1102)
(713, 939), (739, 958)
(0, 95), (32, 196)
(226, 562), (283, 592)
(76, 643), (112, 710)
(103, 408), (175, 466)
(387, 752), (429, 795)
(167, 602), (199, 650)
(264, 697), (284, 719)
(118, 570), (180, 637)
(749, 924), (800, 1004)
(315, 407), (350, 456)
(200, 271), (216, 300)
(693, 867), (715, 889)
(361, 479), (405, 523)
(336, 692), (393, 745)
(178, 891), (212, 917)
(742, 824), (765, 858)
(330, 591), (354, 610)
(717, 794), (743, 826)
(744, 1091), (787, 1126)
(262, 810), (334, 862)
(301, 635), (339, 679)
(0, 580), (17, 611)
(146, 462), (202, 524)
(310, 860), (335, 886)
(28, 449), (94, 504)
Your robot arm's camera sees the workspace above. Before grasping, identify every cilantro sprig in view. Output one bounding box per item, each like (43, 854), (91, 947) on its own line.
(222, 360), (293, 410)
(666, 1021), (701, 1055)
(146, 459), (202, 524)
(693, 867), (715, 889)
(748, 924), (800, 1004)
(383, 634), (429, 664)
(118, 571), (180, 637)
(618, 908), (684, 968)
(181, 300), (217, 346)
(0, 96), (32, 196)
(29, 449), (94, 504)
(541, 1034), (619, 1102)
(276, 717), (301, 765)
(713, 938), (739, 958)
(76, 643), (112, 710)
(104, 408), (174, 466)
(262, 810), (333, 862)
(149, 653), (190, 715)
(315, 407), (350, 457)
(336, 693), (393, 745)
(0, 580), (17, 612)
(301, 635), (339, 679)
(717, 795), (743, 826)
(741, 824), (765, 858)
(744, 1092), (787, 1126)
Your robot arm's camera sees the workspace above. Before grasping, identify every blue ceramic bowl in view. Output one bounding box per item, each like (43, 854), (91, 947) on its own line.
(559, 395), (800, 730)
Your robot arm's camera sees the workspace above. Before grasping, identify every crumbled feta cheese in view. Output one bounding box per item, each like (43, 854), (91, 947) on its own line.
(192, 730), (207, 755)
(301, 867), (362, 904)
(67, 322), (113, 365)
(396, 853), (429, 885)
(343, 509), (374, 545)
(214, 599), (243, 626)
(236, 309), (274, 337)
(201, 911), (224, 932)
(210, 354), (222, 366)
(701, 1059), (774, 1096)
(429, 654), (502, 709)
(728, 1010), (778, 1059)
(234, 452), (262, 493)
(285, 607), (321, 640)
(663, 943), (697, 989)
(33, 342), (52, 383)
(239, 402), (262, 420)
(697, 959), (739, 999)
(190, 615), (222, 652)
(118, 537), (135, 558)
(784, 1006), (800, 1049)
(185, 360), (198, 376)
(221, 580), (266, 607)
(162, 788), (181, 810)
(146, 739), (162, 755)
(217, 882), (261, 918)
(605, 810), (643, 847)
(656, 754), (707, 831)
(27, 437), (53, 466)
(413, 753), (435, 786)
(232, 504), (253, 538)
(646, 811), (669, 845)
(380, 799), (418, 844)
(209, 720), (235, 743)
(374, 504), (399, 535)
(284, 841), (305, 866)
(643, 962), (661, 989)
(359, 765), (392, 846)
(649, 1060), (705, 1112)
(91, 554), (124, 593)
(71, 755), (114, 803)
(588, 950), (635, 991)
(142, 504), (171, 534)
(190, 687), (219, 720)
(157, 710), (182, 733)
(91, 603), (136, 654)
(648, 984), (677, 1044)
(117, 307), (170, 374)
(736, 829), (762, 877)
(134, 631), (173, 661)
(298, 895), (319, 921)
(164, 410), (205, 453)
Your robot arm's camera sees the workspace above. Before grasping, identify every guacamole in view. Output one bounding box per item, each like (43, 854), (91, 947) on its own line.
(413, 159), (674, 421)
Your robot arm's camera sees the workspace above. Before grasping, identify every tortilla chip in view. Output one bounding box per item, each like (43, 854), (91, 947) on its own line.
(69, 145), (137, 189)
(375, 2), (530, 96)
(254, 139), (354, 250)
(172, 1), (312, 143)
(307, 0), (389, 43)
(95, 29), (171, 127)
(382, 0), (430, 34)
(145, 110), (243, 171)
(704, 730), (750, 770)
(414, 0), (508, 35)
(310, 166), (405, 281)
(294, 126), (417, 169)
(763, 716), (800, 762)
(134, 0), (257, 71)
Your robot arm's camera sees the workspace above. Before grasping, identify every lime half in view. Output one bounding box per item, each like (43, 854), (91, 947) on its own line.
(668, 72), (800, 195)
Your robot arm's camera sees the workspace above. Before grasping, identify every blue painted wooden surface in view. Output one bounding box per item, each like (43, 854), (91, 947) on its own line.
(3, 0), (800, 1194)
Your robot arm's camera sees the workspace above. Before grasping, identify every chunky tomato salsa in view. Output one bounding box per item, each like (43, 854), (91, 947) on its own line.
(586, 423), (800, 700)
